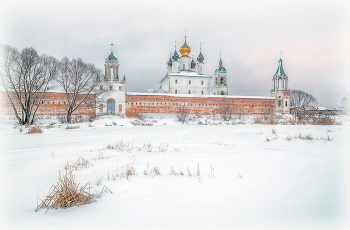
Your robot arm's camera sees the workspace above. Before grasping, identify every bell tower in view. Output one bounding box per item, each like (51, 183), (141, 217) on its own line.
(212, 53), (228, 95)
(270, 55), (290, 114)
(97, 44), (126, 116)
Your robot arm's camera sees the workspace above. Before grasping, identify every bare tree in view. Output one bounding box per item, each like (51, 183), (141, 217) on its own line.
(57, 57), (103, 123)
(219, 99), (234, 121)
(340, 93), (349, 114)
(176, 105), (190, 124)
(290, 89), (318, 110)
(0, 45), (59, 125)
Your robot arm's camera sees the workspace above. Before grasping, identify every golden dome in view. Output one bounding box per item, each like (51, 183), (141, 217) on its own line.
(179, 37), (191, 57)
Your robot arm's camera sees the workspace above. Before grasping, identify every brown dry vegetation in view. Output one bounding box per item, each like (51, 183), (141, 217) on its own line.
(36, 170), (92, 212)
(28, 125), (43, 134)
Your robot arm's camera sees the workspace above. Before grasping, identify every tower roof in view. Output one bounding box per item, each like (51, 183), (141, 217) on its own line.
(275, 58), (286, 76)
(216, 53), (226, 72)
(107, 44), (118, 61)
(191, 56), (196, 69)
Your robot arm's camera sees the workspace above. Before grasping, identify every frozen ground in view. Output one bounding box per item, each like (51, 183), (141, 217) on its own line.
(0, 114), (349, 230)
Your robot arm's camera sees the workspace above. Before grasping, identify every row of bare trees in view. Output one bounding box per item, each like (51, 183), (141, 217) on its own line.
(0, 45), (105, 124)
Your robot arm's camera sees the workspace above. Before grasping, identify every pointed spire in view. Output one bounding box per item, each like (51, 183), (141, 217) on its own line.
(275, 58), (286, 76)
(219, 51), (223, 67)
(111, 44), (113, 54)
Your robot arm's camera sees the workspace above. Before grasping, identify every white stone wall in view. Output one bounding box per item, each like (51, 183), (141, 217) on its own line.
(168, 76), (210, 95)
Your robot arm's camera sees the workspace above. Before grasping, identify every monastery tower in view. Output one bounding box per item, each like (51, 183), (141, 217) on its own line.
(270, 57), (290, 114)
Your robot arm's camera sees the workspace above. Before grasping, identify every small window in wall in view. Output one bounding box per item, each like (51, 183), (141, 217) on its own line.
(175, 79), (177, 84)
(175, 90), (177, 94)
(188, 90), (191, 94)
(215, 77), (217, 84)
(100, 86), (103, 90)
(109, 86), (113, 90)
(183, 64), (185, 69)
(220, 77), (224, 84)
(201, 91), (203, 95)
(285, 101), (287, 106)
(214, 92), (216, 95)
(119, 86), (122, 90)
(201, 81), (203, 85)
(278, 100), (281, 106)
(279, 96), (281, 98)
(119, 104), (122, 112)
(189, 80), (191, 84)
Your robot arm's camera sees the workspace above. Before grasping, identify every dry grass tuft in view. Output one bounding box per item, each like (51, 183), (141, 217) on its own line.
(36, 170), (92, 212)
(158, 143), (168, 152)
(125, 161), (136, 180)
(284, 135), (292, 141)
(295, 133), (313, 140)
(169, 167), (179, 175)
(28, 125), (43, 134)
(266, 137), (270, 142)
(152, 166), (160, 175)
(272, 129), (277, 134)
(66, 125), (80, 129)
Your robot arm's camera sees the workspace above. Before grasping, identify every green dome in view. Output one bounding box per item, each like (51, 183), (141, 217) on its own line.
(108, 52), (118, 61)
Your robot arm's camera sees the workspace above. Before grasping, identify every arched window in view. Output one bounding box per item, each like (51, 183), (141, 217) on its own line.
(201, 81), (203, 85)
(189, 80), (191, 85)
(285, 101), (287, 106)
(188, 90), (191, 94)
(175, 90), (177, 94)
(220, 77), (224, 84)
(175, 79), (178, 84)
(278, 100), (281, 106)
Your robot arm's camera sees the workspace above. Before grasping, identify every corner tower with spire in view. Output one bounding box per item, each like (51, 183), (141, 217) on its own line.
(212, 53), (228, 95)
(270, 55), (290, 114)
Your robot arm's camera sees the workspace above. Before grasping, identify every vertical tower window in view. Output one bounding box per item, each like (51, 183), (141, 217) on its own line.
(278, 100), (281, 106)
(285, 101), (287, 106)
(119, 86), (122, 90)
(183, 64), (185, 69)
(175, 79), (178, 84)
(201, 91), (203, 95)
(175, 90), (177, 94)
(189, 80), (191, 85)
(188, 90), (191, 94)
(201, 81), (203, 85)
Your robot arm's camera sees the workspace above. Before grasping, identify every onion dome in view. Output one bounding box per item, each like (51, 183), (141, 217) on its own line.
(179, 36), (191, 57)
(275, 58), (286, 76)
(167, 55), (173, 67)
(197, 51), (204, 63)
(191, 57), (196, 69)
(172, 50), (179, 62)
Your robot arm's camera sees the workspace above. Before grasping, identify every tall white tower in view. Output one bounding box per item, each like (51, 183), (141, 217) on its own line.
(212, 54), (228, 95)
(270, 57), (290, 114)
(97, 44), (126, 115)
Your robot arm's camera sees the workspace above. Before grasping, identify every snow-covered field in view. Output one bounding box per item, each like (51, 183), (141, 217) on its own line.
(0, 114), (349, 230)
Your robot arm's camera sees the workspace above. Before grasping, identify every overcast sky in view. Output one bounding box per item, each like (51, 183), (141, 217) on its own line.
(1, 0), (349, 108)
